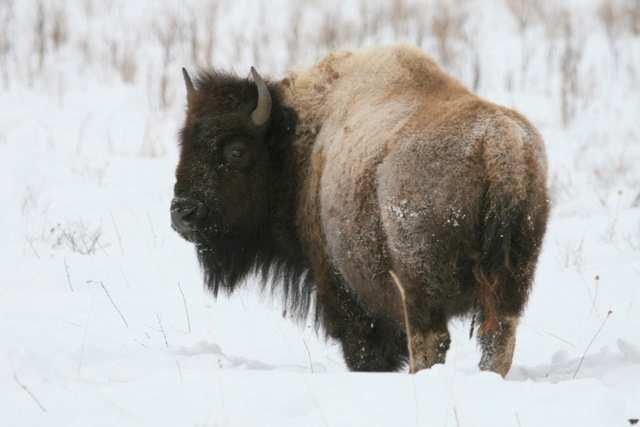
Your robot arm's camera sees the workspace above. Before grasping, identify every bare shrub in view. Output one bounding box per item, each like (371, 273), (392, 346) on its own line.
(50, 6), (68, 51)
(29, 1), (68, 82)
(284, 2), (302, 68)
(598, 0), (640, 58)
(203, 2), (219, 67)
(229, 32), (246, 69)
(532, 2), (565, 94)
(49, 222), (108, 255)
(184, 1), (219, 68)
(33, 1), (46, 73)
(318, 9), (343, 51)
(0, 0), (14, 88)
(504, 0), (541, 33)
(537, 2), (563, 41)
(504, 0), (543, 87)
(549, 169), (575, 206)
(389, 0), (414, 39)
(559, 11), (584, 127)
(357, 1), (372, 45)
(187, 8), (200, 66)
(431, 2), (467, 68)
(153, 14), (182, 109)
(77, 37), (92, 67)
(465, 26), (482, 92)
(413, 5), (429, 48)
(597, 0), (624, 61)
(119, 44), (138, 83)
(602, 190), (624, 242)
(597, 1), (621, 38)
(357, 1), (385, 45)
(109, 37), (138, 84)
(251, 4), (272, 69)
(627, 0), (640, 34)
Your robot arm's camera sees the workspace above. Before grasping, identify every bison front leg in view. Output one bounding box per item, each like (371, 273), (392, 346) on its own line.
(317, 274), (407, 372)
(478, 316), (518, 377)
(340, 315), (407, 372)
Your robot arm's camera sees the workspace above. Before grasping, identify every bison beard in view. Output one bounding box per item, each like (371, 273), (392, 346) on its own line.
(194, 233), (313, 321)
(172, 45), (549, 376)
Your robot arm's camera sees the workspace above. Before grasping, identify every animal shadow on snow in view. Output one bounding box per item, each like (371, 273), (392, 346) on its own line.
(509, 339), (640, 383)
(172, 338), (639, 378)
(173, 341), (324, 372)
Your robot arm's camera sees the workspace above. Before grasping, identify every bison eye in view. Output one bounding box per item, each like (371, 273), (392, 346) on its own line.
(223, 140), (251, 167)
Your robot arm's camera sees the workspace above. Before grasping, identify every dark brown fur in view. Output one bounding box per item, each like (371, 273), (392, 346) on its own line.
(172, 45), (549, 375)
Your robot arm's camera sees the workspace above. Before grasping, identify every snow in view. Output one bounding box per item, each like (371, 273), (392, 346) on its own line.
(1, 0), (639, 426)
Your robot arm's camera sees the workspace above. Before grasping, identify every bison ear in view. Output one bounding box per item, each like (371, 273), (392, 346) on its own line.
(182, 67), (196, 105)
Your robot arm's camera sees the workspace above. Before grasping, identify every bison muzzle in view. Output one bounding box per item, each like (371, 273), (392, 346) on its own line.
(171, 45), (549, 376)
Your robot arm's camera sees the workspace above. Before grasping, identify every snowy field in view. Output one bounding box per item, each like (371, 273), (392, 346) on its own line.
(1, 0), (639, 425)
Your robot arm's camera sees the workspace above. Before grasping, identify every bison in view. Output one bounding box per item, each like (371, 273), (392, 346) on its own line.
(171, 45), (549, 376)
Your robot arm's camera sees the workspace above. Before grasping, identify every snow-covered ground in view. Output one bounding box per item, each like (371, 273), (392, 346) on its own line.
(1, 1), (639, 425)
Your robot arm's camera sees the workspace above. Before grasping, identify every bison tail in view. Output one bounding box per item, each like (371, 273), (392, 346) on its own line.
(473, 121), (530, 336)
(472, 202), (517, 336)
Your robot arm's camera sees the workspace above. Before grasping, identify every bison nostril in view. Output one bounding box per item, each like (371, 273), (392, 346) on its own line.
(177, 204), (197, 218)
(182, 207), (196, 219)
(170, 198), (202, 232)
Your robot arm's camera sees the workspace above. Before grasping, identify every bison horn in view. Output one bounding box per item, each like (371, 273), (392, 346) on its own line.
(182, 67), (196, 103)
(250, 66), (272, 127)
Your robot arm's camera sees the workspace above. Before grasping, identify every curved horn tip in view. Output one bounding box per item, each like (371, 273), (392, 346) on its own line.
(250, 66), (272, 127)
(182, 67), (195, 96)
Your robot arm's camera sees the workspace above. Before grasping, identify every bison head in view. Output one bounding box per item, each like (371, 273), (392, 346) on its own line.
(171, 67), (297, 293)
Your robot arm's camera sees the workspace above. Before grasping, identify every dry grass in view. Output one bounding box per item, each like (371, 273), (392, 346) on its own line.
(592, 155), (634, 193)
(49, 221), (108, 255)
(562, 237), (585, 272)
(389, 271), (416, 374)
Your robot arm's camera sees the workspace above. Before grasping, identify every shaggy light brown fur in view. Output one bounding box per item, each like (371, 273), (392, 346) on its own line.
(280, 44), (548, 375)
